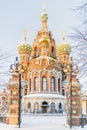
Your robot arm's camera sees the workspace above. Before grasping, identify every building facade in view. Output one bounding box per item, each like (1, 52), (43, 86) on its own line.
(17, 9), (67, 113)
(6, 9), (81, 117)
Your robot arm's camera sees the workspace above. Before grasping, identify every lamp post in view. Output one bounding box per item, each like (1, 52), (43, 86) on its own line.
(64, 57), (78, 128)
(10, 57), (24, 128)
(69, 57), (72, 129)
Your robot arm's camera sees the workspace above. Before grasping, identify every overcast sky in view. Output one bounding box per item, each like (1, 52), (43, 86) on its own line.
(0, 0), (85, 89)
(0, 0), (84, 53)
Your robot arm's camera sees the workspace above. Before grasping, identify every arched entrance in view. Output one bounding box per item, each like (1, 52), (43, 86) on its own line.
(51, 102), (55, 113)
(28, 102), (31, 113)
(34, 102), (39, 113)
(41, 101), (49, 113)
(58, 103), (62, 113)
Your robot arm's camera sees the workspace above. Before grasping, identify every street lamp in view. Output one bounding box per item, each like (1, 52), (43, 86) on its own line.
(64, 57), (78, 128)
(10, 56), (24, 128)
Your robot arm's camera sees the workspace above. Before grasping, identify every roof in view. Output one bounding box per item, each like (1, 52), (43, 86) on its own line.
(23, 93), (66, 99)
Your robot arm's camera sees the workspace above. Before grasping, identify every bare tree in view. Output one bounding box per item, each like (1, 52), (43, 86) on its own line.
(0, 50), (17, 90)
(68, 2), (87, 88)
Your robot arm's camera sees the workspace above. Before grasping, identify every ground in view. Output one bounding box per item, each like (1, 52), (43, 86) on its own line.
(0, 114), (87, 130)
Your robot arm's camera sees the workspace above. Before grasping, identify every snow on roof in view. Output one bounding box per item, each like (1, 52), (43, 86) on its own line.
(23, 93), (66, 99)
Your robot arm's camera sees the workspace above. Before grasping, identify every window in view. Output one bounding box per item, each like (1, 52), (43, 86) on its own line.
(34, 47), (38, 57)
(28, 103), (31, 109)
(42, 76), (46, 91)
(51, 77), (55, 92)
(24, 89), (27, 95)
(72, 92), (76, 96)
(64, 56), (66, 61)
(58, 103), (62, 113)
(23, 55), (25, 60)
(29, 79), (31, 91)
(11, 99), (17, 104)
(51, 47), (54, 56)
(62, 89), (65, 96)
(11, 90), (17, 95)
(72, 101), (77, 105)
(34, 77), (38, 91)
(51, 102), (55, 113)
(59, 103), (62, 109)
(72, 110), (77, 114)
(58, 79), (60, 92)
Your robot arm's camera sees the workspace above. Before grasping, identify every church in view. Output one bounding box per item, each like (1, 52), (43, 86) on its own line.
(7, 9), (75, 115)
(17, 9), (72, 114)
(5, 7), (81, 125)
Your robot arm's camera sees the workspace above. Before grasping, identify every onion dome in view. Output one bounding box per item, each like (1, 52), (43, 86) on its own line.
(40, 9), (48, 22)
(39, 35), (50, 44)
(18, 34), (32, 54)
(56, 37), (71, 56)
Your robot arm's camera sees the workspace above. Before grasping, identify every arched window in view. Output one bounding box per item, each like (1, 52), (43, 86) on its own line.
(62, 89), (65, 96)
(28, 103), (31, 109)
(42, 76), (46, 91)
(59, 103), (62, 109)
(34, 47), (38, 57)
(34, 77), (38, 91)
(58, 78), (60, 92)
(64, 56), (66, 61)
(51, 47), (54, 56)
(24, 89), (27, 95)
(27, 102), (31, 113)
(51, 77), (55, 92)
(23, 55), (25, 60)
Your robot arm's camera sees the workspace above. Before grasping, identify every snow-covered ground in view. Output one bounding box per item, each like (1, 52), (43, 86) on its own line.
(0, 114), (87, 130)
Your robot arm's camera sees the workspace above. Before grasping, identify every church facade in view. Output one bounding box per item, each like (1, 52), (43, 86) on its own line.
(17, 9), (72, 114)
(6, 9), (81, 126)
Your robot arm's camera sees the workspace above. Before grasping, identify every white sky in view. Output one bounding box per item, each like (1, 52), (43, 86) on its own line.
(0, 0), (86, 89)
(0, 0), (84, 52)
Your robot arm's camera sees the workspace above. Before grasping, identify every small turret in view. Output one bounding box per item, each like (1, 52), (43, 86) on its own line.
(17, 31), (32, 64)
(56, 36), (71, 64)
(17, 31), (32, 80)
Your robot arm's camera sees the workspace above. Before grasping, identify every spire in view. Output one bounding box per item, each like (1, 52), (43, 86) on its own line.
(61, 30), (65, 43)
(24, 29), (28, 42)
(40, 5), (48, 32)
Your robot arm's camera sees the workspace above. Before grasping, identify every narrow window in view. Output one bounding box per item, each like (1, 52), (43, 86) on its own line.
(34, 47), (38, 57)
(51, 77), (55, 92)
(51, 47), (54, 56)
(42, 76), (46, 91)
(62, 89), (65, 96)
(58, 78), (60, 92)
(34, 77), (38, 91)
(29, 79), (31, 91)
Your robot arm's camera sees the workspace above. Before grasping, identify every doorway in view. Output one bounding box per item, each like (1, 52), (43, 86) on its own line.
(41, 101), (49, 113)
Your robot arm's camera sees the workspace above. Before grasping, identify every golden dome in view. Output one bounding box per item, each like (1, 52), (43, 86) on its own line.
(18, 32), (32, 54)
(18, 42), (32, 54)
(56, 43), (71, 56)
(39, 35), (50, 44)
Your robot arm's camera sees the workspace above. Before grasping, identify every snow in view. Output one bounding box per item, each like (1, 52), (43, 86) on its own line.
(23, 93), (66, 99)
(0, 115), (87, 130)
